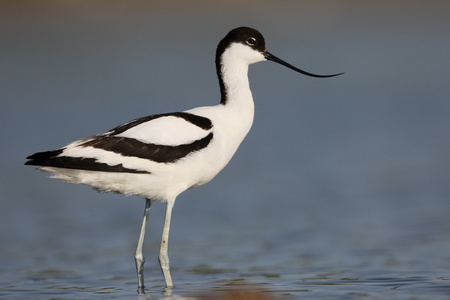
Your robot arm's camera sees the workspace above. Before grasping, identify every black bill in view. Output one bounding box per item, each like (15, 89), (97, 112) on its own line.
(264, 51), (343, 78)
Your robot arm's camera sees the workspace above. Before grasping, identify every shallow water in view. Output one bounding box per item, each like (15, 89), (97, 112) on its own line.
(1, 1), (450, 299)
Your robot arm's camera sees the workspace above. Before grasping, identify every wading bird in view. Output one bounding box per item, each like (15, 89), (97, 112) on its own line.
(26, 26), (342, 292)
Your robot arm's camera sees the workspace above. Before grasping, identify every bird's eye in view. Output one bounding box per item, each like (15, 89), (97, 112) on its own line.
(246, 37), (256, 46)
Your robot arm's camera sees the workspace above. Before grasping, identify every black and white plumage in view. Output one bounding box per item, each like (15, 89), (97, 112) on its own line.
(25, 26), (342, 292)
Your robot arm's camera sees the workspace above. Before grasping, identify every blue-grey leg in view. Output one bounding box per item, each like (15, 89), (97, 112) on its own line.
(135, 198), (152, 293)
(159, 200), (174, 288)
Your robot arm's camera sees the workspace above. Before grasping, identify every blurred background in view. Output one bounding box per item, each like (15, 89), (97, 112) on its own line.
(1, 1), (449, 299)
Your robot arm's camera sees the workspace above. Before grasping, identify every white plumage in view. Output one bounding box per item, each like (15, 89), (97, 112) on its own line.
(26, 26), (341, 293)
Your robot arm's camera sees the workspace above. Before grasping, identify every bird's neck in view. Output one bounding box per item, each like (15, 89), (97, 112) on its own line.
(219, 59), (254, 110)
(215, 57), (255, 144)
(216, 47), (254, 104)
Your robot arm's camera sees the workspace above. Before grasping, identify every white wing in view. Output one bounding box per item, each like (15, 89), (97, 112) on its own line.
(115, 114), (210, 146)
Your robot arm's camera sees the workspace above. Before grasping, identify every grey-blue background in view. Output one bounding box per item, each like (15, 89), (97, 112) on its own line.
(1, 1), (449, 299)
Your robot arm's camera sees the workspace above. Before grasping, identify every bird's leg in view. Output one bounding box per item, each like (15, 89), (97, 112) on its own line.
(135, 198), (152, 294)
(159, 200), (174, 288)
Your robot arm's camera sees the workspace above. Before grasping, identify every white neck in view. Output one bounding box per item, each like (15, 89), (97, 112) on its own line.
(219, 50), (255, 143)
(220, 43), (262, 113)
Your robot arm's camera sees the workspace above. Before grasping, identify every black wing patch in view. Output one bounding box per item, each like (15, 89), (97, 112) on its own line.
(81, 133), (213, 163)
(25, 150), (150, 174)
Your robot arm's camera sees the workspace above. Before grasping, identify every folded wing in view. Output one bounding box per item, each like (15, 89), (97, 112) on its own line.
(25, 112), (214, 173)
